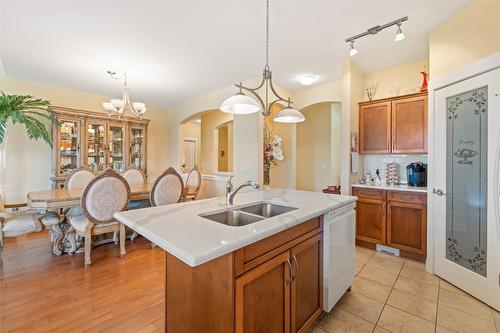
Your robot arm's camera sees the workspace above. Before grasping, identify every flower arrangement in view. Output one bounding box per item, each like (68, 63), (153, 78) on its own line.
(263, 122), (284, 186)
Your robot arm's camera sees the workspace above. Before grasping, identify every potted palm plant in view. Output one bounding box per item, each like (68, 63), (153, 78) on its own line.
(0, 92), (55, 201)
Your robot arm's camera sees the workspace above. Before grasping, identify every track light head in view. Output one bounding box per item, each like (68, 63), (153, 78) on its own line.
(395, 23), (405, 42)
(349, 41), (358, 57)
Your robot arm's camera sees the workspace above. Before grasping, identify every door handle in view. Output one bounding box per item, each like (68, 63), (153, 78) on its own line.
(433, 188), (446, 196)
(291, 255), (299, 282)
(286, 259), (293, 284)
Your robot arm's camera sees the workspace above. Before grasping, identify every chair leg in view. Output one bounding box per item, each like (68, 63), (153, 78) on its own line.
(84, 226), (92, 267)
(112, 230), (119, 244)
(151, 242), (156, 248)
(130, 231), (138, 241)
(119, 224), (126, 257)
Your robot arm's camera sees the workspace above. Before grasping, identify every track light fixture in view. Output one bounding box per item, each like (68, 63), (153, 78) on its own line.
(349, 41), (358, 57)
(345, 16), (408, 55)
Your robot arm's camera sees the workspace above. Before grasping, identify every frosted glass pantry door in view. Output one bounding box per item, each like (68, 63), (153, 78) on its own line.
(433, 68), (500, 311)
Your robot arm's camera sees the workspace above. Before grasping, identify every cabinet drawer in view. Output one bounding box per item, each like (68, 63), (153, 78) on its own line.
(234, 218), (321, 276)
(388, 191), (427, 205)
(352, 187), (386, 200)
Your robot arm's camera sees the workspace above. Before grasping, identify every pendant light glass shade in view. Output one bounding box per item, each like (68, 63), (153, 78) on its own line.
(220, 93), (261, 114)
(273, 108), (305, 123)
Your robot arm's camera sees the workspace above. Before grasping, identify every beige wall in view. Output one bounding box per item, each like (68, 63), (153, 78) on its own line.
(0, 76), (170, 203)
(297, 103), (333, 192)
(364, 58), (429, 100)
(430, 0), (500, 78)
(293, 80), (342, 110)
(341, 60), (365, 193)
(200, 110), (233, 175)
(179, 121), (201, 170)
(265, 105), (295, 189)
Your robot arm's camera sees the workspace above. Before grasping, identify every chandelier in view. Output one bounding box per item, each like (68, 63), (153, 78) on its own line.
(102, 71), (147, 118)
(219, 0), (305, 123)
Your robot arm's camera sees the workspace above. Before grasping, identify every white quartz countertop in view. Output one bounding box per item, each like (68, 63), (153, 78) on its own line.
(352, 183), (427, 193)
(114, 189), (356, 267)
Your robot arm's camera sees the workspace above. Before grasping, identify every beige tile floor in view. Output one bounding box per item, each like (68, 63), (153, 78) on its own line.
(312, 246), (500, 333)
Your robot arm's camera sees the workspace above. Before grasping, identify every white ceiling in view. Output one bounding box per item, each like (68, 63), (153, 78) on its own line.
(1, 0), (469, 108)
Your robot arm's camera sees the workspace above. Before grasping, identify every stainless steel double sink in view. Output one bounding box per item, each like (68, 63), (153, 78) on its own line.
(200, 202), (297, 227)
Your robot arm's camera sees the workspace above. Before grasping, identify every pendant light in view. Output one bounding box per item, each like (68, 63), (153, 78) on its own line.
(220, 0), (305, 123)
(102, 71), (147, 118)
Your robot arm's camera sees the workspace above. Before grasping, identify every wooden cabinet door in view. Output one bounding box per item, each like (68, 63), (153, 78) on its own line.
(387, 201), (427, 255)
(290, 234), (322, 333)
(235, 251), (292, 333)
(359, 101), (391, 154)
(356, 198), (386, 245)
(391, 95), (428, 153)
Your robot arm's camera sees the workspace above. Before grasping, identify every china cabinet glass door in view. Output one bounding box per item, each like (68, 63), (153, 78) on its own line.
(130, 127), (145, 170)
(58, 120), (80, 175)
(87, 123), (106, 172)
(108, 125), (125, 172)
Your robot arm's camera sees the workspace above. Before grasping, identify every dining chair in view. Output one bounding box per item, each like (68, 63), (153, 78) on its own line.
(150, 167), (184, 207)
(182, 165), (201, 201)
(59, 166), (98, 232)
(66, 168), (130, 266)
(65, 166), (96, 189)
(123, 166), (147, 186)
(121, 166), (149, 240)
(0, 207), (60, 255)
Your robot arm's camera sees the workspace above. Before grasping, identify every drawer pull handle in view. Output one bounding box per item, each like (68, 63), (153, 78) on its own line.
(291, 255), (299, 282)
(286, 259), (293, 284)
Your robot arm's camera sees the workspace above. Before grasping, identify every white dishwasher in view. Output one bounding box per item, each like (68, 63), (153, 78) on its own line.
(323, 202), (356, 312)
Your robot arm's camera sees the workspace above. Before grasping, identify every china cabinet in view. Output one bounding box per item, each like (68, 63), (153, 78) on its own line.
(51, 107), (149, 188)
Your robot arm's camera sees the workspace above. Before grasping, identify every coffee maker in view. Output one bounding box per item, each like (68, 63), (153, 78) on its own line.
(406, 162), (427, 187)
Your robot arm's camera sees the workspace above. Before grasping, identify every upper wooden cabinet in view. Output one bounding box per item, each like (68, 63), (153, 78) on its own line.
(359, 101), (391, 154)
(359, 93), (428, 154)
(52, 107), (149, 188)
(391, 95), (428, 153)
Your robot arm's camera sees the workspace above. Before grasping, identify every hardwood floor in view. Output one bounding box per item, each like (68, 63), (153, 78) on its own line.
(0, 231), (165, 333)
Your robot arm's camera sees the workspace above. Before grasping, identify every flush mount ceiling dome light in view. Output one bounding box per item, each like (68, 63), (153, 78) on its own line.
(220, 0), (305, 124)
(102, 70), (147, 118)
(298, 75), (317, 86)
(345, 16), (408, 56)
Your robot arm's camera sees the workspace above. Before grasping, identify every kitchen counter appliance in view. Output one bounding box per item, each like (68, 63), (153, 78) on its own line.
(406, 162), (427, 187)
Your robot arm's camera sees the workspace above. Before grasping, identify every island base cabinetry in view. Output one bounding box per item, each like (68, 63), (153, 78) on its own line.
(353, 187), (427, 260)
(165, 217), (323, 333)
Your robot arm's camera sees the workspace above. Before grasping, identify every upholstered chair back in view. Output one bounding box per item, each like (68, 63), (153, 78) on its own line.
(81, 168), (130, 224)
(150, 167), (184, 207)
(123, 167), (146, 186)
(66, 166), (96, 189)
(185, 166), (201, 194)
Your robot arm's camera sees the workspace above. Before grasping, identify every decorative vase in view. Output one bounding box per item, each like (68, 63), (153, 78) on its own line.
(420, 71), (428, 93)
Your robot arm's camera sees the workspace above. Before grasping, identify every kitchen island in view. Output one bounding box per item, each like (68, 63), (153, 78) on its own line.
(114, 188), (357, 333)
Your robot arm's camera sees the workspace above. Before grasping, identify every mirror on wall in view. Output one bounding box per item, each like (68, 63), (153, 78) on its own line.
(179, 110), (233, 175)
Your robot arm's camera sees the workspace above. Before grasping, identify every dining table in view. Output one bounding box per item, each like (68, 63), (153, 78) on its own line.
(27, 183), (152, 255)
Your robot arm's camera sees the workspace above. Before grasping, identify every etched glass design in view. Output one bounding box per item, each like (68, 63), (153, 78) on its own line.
(446, 87), (487, 277)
